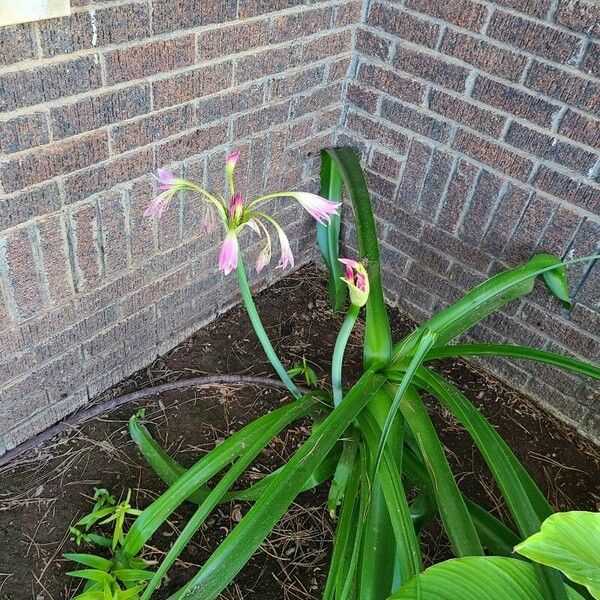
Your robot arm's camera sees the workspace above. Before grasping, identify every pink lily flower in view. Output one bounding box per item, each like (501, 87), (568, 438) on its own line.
(339, 258), (370, 307)
(289, 192), (341, 225)
(226, 151), (240, 172)
(228, 192), (244, 221)
(219, 230), (239, 275)
(276, 227), (294, 270)
(154, 168), (178, 192)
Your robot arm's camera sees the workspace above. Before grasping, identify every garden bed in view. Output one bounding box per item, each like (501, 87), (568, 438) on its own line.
(0, 265), (598, 599)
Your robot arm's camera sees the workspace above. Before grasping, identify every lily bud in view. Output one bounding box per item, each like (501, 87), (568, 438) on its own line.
(339, 258), (369, 307)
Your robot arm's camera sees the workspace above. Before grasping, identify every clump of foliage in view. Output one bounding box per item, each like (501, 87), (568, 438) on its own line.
(65, 488), (152, 599)
(72, 148), (598, 599)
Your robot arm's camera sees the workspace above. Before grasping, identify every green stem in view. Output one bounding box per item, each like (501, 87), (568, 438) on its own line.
(332, 304), (361, 406)
(236, 255), (301, 399)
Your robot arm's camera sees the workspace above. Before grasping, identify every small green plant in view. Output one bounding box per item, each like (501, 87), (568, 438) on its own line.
(65, 489), (153, 599)
(287, 356), (319, 388)
(81, 148), (598, 598)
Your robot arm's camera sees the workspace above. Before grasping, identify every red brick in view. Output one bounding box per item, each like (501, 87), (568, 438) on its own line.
(387, 227), (451, 275)
(111, 103), (196, 154)
(0, 113), (50, 154)
(556, 0), (600, 35)
(347, 83), (379, 112)
(34, 214), (74, 305)
(327, 57), (351, 82)
(436, 159), (479, 233)
(196, 83), (265, 123)
(0, 56), (102, 112)
(64, 147), (154, 204)
(416, 147), (454, 220)
(505, 122), (597, 175)
(428, 89), (506, 137)
(440, 29), (527, 82)
(453, 129), (534, 181)
(392, 45), (469, 92)
(126, 177), (156, 261)
(156, 123), (228, 164)
(488, 11), (584, 64)
(534, 166), (600, 213)
(356, 28), (392, 61)
(396, 140), (433, 210)
(104, 35), (196, 85)
(271, 65), (326, 99)
(381, 100), (451, 142)
(526, 61), (600, 115)
(369, 150), (403, 180)
(197, 20), (269, 61)
(152, 0), (237, 34)
(472, 76), (560, 127)
(0, 22), (36, 66)
(153, 61), (233, 110)
(302, 30), (351, 62)
(0, 132), (109, 193)
(67, 202), (104, 291)
(0, 183), (62, 230)
(334, 1), (362, 27)
(503, 194), (555, 262)
(357, 62), (426, 104)
(536, 205), (582, 256)
(51, 84), (151, 140)
(233, 103), (290, 138)
(238, 0), (307, 17)
(1, 226), (45, 319)
(406, 0), (489, 31)
(459, 169), (504, 244)
(346, 111), (409, 154)
(558, 110), (600, 149)
(38, 3), (151, 57)
(98, 191), (129, 275)
(292, 83), (342, 118)
(493, 0), (551, 18)
(581, 41), (600, 78)
(368, 3), (440, 47)
(271, 6), (334, 43)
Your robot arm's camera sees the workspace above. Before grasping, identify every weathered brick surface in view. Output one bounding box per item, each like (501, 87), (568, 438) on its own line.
(349, 0), (600, 442)
(1, 0), (599, 452)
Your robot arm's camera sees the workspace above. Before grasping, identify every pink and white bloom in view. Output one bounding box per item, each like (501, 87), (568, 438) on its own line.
(339, 258), (369, 307)
(146, 150), (340, 276)
(289, 192), (341, 225)
(219, 230), (239, 275)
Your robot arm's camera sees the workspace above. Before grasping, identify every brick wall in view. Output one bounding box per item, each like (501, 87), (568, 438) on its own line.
(340, 0), (599, 441)
(0, 0), (358, 453)
(1, 0), (598, 454)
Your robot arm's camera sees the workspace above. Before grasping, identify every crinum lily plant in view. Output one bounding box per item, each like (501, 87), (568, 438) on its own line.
(91, 148), (598, 600)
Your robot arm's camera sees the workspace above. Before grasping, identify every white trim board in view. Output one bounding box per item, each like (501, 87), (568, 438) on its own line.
(0, 0), (71, 26)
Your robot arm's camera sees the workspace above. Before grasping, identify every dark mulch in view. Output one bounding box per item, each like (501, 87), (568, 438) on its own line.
(0, 265), (598, 599)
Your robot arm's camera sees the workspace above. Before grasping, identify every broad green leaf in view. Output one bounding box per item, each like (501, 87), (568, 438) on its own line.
(412, 367), (568, 600)
(318, 149), (347, 311)
(171, 369), (385, 599)
(400, 387), (483, 557)
(321, 147), (392, 369)
(542, 263), (571, 309)
(515, 511), (600, 599)
(393, 254), (570, 362)
(63, 553), (112, 571)
(129, 416), (338, 505)
(327, 430), (359, 515)
(388, 557), (587, 600)
(66, 569), (114, 584)
(113, 568), (154, 582)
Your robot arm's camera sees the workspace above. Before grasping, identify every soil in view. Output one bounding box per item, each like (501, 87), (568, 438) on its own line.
(0, 265), (598, 599)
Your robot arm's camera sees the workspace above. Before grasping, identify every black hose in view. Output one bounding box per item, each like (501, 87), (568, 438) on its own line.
(0, 375), (305, 468)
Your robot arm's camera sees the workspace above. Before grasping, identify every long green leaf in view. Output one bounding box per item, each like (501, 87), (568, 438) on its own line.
(129, 416), (338, 505)
(172, 369), (385, 599)
(401, 387), (483, 556)
(413, 367), (568, 600)
(388, 557), (587, 600)
(393, 254), (569, 362)
(424, 344), (600, 379)
(318, 150), (347, 311)
(123, 396), (320, 558)
(321, 147), (392, 369)
(63, 554), (112, 571)
(515, 512), (600, 599)
(141, 397), (316, 599)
